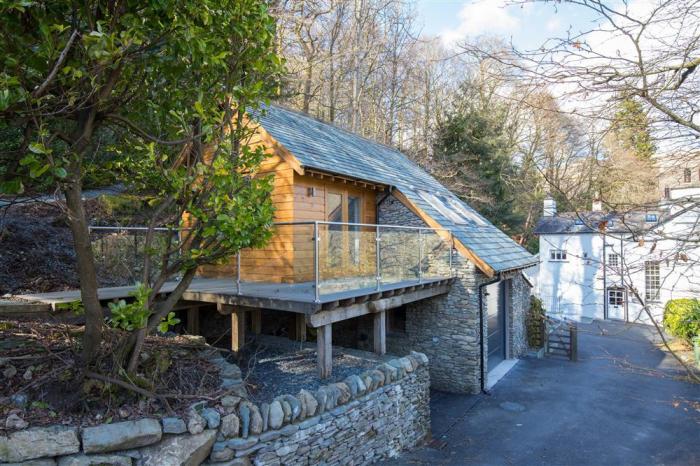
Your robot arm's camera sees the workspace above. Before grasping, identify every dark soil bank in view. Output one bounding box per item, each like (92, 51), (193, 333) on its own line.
(0, 202), (79, 295)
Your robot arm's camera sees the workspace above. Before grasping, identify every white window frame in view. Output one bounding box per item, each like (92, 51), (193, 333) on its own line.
(644, 261), (661, 302)
(608, 253), (619, 268)
(549, 249), (567, 261)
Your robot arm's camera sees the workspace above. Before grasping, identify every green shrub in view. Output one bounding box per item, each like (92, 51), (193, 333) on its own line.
(527, 295), (546, 348)
(663, 298), (700, 342)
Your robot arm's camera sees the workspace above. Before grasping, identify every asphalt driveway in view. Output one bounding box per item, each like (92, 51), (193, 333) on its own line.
(385, 320), (700, 466)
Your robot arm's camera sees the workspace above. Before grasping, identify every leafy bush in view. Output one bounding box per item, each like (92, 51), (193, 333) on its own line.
(663, 298), (700, 342)
(527, 295), (546, 348)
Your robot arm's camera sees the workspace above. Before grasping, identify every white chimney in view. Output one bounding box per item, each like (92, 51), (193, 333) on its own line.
(592, 199), (603, 212)
(543, 197), (557, 217)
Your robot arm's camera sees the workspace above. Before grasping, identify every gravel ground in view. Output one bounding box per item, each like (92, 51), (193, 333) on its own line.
(238, 340), (381, 403)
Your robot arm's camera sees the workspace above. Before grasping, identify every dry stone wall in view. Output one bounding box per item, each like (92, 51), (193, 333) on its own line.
(1, 352), (430, 466)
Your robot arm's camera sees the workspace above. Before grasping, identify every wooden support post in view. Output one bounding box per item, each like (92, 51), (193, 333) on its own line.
(231, 309), (246, 354)
(373, 310), (386, 355)
(317, 324), (332, 379)
(251, 309), (262, 335)
(186, 308), (200, 335)
(296, 313), (307, 342)
(569, 324), (578, 362)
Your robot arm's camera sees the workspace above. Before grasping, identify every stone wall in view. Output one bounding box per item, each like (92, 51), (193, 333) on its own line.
(508, 273), (531, 358)
(0, 352), (430, 466)
(378, 193), (532, 394)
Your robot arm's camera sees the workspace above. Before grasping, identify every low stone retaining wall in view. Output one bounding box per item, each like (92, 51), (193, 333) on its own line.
(1, 352), (430, 466)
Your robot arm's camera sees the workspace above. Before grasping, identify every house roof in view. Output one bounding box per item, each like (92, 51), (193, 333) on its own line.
(256, 104), (536, 274)
(533, 210), (667, 235)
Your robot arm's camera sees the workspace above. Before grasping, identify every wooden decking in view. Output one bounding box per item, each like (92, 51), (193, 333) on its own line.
(15, 276), (453, 314)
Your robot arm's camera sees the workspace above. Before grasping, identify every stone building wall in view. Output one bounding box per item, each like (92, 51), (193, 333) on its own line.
(378, 193), (531, 394)
(508, 273), (531, 358)
(0, 352), (430, 466)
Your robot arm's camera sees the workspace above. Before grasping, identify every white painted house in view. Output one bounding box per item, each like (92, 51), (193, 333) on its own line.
(533, 190), (700, 325)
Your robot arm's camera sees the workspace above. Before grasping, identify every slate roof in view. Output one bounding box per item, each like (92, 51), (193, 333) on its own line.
(257, 104), (536, 273)
(534, 210), (667, 235)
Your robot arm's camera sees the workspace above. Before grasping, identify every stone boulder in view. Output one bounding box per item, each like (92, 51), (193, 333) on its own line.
(0, 425), (80, 462)
(137, 430), (216, 466)
(57, 453), (132, 466)
(297, 389), (318, 418)
(162, 417), (187, 435)
(220, 413), (240, 438)
(82, 419), (161, 454)
(267, 400), (284, 429)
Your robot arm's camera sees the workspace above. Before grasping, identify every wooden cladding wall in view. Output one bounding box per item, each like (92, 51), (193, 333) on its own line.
(197, 147), (297, 282)
(196, 128), (383, 285)
(292, 174), (378, 282)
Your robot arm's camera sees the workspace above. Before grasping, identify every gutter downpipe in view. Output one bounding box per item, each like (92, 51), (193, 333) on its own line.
(478, 273), (502, 394)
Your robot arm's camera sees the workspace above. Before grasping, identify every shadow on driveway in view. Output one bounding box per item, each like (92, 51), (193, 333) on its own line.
(384, 320), (699, 466)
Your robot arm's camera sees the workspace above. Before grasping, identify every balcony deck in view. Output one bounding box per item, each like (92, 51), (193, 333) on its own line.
(15, 276), (453, 314)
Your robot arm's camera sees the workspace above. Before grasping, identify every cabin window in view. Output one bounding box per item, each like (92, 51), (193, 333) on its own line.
(608, 253), (619, 268)
(348, 195), (361, 264)
(326, 192), (344, 268)
(683, 168), (692, 183)
(664, 187), (670, 199)
(549, 249), (567, 261)
(644, 261), (660, 301)
(645, 213), (658, 223)
(387, 306), (407, 334)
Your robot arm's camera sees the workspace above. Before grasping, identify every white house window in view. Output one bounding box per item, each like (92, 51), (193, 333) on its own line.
(683, 168), (692, 183)
(644, 261), (660, 302)
(608, 288), (625, 306)
(550, 249), (567, 261)
(645, 213), (658, 223)
(608, 253), (619, 268)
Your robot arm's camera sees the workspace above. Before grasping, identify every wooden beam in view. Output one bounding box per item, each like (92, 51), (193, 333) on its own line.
(186, 308), (200, 335)
(317, 324), (332, 379)
(307, 283), (450, 328)
(251, 309), (262, 335)
(373, 311), (386, 355)
(296, 313), (307, 342)
(230, 309), (246, 353)
(254, 124), (305, 176)
(391, 190), (496, 278)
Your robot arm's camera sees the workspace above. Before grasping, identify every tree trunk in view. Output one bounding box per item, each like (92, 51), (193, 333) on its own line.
(64, 178), (102, 365)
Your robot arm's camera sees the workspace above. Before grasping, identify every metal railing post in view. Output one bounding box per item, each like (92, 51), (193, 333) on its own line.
(314, 221), (320, 303)
(236, 251), (241, 295)
(418, 228), (423, 284)
(375, 224), (381, 291)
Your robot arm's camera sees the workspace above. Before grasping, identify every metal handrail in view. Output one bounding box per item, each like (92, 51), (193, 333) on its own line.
(274, 220), (451, 232)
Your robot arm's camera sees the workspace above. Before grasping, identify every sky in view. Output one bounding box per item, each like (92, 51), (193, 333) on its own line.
(413, 0), (601, 50)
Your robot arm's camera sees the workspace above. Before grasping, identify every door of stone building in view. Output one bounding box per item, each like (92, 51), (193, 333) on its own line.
(486, 280), (506, 371)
